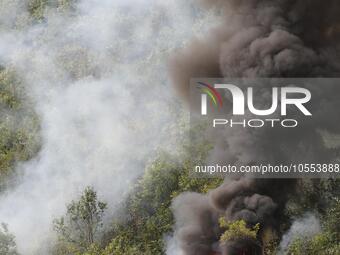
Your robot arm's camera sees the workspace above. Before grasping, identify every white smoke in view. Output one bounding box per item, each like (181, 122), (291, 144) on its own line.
(278, 213), (321, 254)
(165, 235), (185, 255)
(0, 0), (219, 254)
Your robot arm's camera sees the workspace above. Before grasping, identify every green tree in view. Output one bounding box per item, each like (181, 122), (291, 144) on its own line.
(287, 199), (340, 255)
(28, 0), (77, 21)
(53, 187), (107, 252)
(219, 218), (260, 243)
(51, 125), (224, 255)
(101, 143), (222, 255)
(0, 223), (18, 255)
(0, 68), (41, 191)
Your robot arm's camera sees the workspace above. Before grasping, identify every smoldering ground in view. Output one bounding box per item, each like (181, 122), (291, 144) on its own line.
(169, 0), (340, 254)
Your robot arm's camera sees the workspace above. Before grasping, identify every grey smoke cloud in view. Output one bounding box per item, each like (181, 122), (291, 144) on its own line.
(278, 213), (321, 254)
(171, 192), (220, 255)
(169, 0), (340, 254)
(0, 0), (219, 254)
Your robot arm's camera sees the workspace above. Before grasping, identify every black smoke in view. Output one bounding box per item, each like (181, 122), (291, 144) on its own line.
(169, 1), (340, 254)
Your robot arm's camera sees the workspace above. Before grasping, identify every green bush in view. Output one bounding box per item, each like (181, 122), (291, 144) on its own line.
(287, 199), (340, 255)
(0, 68), (40, 190)
(219, 218), (260, 243)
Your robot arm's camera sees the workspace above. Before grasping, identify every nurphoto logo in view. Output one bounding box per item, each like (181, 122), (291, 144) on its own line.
(195, 80), (312, 128)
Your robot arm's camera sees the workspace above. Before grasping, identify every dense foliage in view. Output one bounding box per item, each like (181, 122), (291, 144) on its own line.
(219, 219), (260, 243)
(287, 199), (340, 255)
(0, 1), (339, 255)
(50, 148), (339, 255)
(0, 68), (40, 191)
(0, 73), (339, 254)
(41, 140), (215, 255)
(70, 138), (223, 255)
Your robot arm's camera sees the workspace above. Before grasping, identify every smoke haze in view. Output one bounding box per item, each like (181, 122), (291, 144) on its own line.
(0, 0), (219, 254)
(278, 213), (321, 254)
(0, 0), (339, 254)
(169, 0), (340, 254)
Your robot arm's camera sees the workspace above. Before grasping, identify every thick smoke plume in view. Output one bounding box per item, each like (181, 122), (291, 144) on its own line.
(0, 0), (218, 254)
(170, 0), (340, 254)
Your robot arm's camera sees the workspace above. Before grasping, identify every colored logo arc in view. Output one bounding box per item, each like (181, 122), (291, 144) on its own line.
(197, 82), (223, 108)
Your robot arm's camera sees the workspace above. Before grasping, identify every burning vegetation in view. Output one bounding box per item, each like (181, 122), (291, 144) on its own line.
(170, 0), (340, 254)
